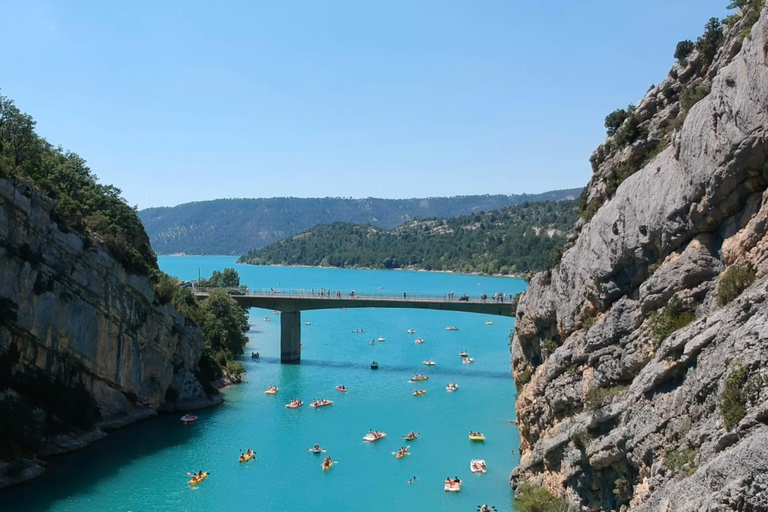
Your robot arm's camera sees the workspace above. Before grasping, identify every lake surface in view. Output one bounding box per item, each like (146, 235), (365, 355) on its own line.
(2, 257), (525, 512)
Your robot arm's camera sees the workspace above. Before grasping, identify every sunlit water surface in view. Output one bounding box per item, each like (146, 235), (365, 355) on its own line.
(2, 257), (524, 511)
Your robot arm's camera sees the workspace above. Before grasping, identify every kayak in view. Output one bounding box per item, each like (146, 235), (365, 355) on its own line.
(363, 432), (386, 442)
(181, 414), (197, 424)
(470, 459), (487, 473)
(422, 360), (436, 366)
(396, 450), (409, 459)
(469, 433), (485, 442)
(239, 452), (255, 463)
(413, 390), (426, 396)
(265, 387), (278, 394)
(407, 329), (415, 334)
(410, 375), (428, 382)
(322, 460), (333, 471)
(377, 337), (385, 342)
(285, 400), (303, 409)
(446, 383), (459, 392)
(402, 433), (418, 441)
(188, 472), (208, 486)
(459, 351), (469, 357)
(462, 358), (474, 364)
(336, 386), (347, 393)
(414, 338), (424, 344)
(310, 400), (333, 408)
(444, 479), (461, 492)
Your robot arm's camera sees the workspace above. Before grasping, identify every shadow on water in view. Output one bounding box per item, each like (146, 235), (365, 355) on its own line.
(0, 412), (207, 506)
(255, 356), (513, 380)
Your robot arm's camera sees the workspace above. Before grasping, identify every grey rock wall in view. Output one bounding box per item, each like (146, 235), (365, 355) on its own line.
(511, 7), (768, 511)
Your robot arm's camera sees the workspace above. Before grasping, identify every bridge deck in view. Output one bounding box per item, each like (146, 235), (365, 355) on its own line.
(193, 288), (517, 317)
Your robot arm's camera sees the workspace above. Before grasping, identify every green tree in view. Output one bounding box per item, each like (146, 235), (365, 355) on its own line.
(696, 17), (723, 65)
(199, 290), (249, 356)
(200, 268), (240, 287)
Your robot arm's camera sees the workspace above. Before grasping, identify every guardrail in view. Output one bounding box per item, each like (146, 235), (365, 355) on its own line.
(192, 287), (517, 304)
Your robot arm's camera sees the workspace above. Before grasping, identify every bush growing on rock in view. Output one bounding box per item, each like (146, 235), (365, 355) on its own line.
(665, 447), (698, 477)
(604, 107), (631, 136)
(648, 297), (695, 348)
(513, 482), (566, 512)
(720, 362), (750, 430)
(717, 264), (756, 306)
(674, 40), (695, 61)
(584, 385), (629, 410)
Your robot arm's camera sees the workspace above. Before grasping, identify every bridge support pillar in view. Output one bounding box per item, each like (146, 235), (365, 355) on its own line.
(280, 311), (301, 363)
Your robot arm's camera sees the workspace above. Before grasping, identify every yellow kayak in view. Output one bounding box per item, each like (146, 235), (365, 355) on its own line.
(188, 472), (208, 486)
(239, 452), (255, 463)
(322, 460), (333, 471)
(469, 433), (485, 442)
(396, 450), (409, 459)
(413, 390), (426, 396)
(265, 387), (278, 394)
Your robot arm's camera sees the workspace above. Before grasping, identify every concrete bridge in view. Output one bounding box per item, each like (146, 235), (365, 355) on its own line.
(193, 288), (517, 363)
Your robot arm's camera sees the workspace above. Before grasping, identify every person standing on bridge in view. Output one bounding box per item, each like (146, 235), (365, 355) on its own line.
(403, 292), (406, 299)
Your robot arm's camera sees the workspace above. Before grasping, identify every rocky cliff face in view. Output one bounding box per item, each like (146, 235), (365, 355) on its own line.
(0, 176), (218, 485)
(511, 7), (768, 511)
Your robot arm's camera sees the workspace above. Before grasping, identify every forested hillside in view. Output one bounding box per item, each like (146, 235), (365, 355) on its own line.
(238, 200), (578, 275)
(138, 189), (581, 255)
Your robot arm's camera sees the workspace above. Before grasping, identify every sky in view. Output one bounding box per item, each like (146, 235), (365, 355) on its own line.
(2, 0), (729, 209)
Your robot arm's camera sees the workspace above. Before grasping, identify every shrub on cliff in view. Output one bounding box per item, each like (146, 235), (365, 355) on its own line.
(649, 297), (695, 348)
(720, 362), (750, 430)
(604, 107), (631, 136)
(674, 40), (695, 61)
(696, 17), (723, 66)
(513, 482), (566, 512)
(717, 264), (756, 306)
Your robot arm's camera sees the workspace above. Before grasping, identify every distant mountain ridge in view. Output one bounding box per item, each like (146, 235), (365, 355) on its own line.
(138, 188), (581, 255)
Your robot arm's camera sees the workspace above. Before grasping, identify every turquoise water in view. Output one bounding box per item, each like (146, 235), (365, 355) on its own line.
(1, 257), (524, 512)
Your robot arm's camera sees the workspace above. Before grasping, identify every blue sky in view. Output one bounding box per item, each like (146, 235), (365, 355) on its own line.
(2, 0), (729, 208)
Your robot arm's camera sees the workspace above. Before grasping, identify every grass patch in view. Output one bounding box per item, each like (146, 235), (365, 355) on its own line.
(665, 447), (698, 477)
(613, 478), (630, 501)
(584, 385), (629, 410)
(513, 482), (567, 512)
(649, 297), (695, 348)
(717, 265), (756, 306)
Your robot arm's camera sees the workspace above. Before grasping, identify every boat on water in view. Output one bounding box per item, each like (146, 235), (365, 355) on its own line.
(485, 321), (493, 325)
(285, 399), (303, 409)
(445, 326), (459, 331)
(407, 329), (415, 334)
(239, 450), (255, 463)
(310, 399), (333, 408)
(377, 337), (385, 342)
(462, 357), (474, 364)
(479, 506), (496, 512)
(469, 431), (485, 442)
(446, 381), (459, 392)
(459, 350), (469, 357)
(352, 329), (365, 333)
(444, 477), (461, 493)
(305, 321), (311, 326)
(371, 361), (379, 370)
(263, 317), (270, 322)
(251, 352), (260, 359)
(322, 457), (333, 471)
(395, 447), (410, 459)
(410, 374), (428, 382)
(188, 472), (208, 486)
(273, 310), (279, 314)
(336, 385), (347, 393)
(414, 338), (424, 344)
(413, 389), (426, 396)
(470, 459), (487, 473)
(265, 386), (279, 394)
(363, 431), (387, 442)
(402, 431), (419, 441)
(308, 444), (325, 454)
(422, 359), (436, 366)
(180, 414), (198, 424)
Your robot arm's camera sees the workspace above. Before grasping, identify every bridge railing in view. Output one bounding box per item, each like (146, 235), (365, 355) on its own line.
(193, 287), (517, 304)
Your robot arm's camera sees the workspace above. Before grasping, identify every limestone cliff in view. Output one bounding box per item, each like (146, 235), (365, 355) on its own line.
(511, 6), (768, 511)
(0, 176), (219, 486)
